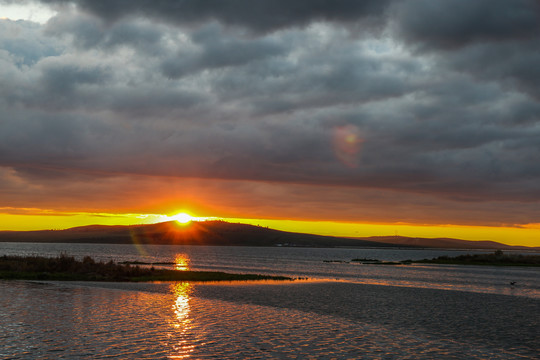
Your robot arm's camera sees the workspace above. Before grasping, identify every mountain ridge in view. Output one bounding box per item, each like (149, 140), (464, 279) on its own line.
(0, 220), (537, 250)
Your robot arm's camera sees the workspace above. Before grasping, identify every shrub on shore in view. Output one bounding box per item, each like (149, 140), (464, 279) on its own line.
(0, 254), (292, 282)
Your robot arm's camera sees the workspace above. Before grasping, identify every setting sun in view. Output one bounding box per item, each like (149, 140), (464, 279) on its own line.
(173, 212), (192, 224)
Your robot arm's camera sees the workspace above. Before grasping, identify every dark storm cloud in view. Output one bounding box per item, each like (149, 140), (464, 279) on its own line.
(440, 40), (540, 100)
(393, 0), (540, 50)
(2, 0), (540, 225)
(392, 0), (540, 100)
(39, 0), (391, 33)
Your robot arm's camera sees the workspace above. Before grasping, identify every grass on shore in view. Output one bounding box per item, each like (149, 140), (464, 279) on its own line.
(0, 254), (292, 282)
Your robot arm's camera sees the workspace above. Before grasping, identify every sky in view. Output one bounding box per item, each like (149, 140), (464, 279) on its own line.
(1, 0), (540, 246)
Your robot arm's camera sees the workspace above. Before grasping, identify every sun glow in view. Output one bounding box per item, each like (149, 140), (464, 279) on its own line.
(172, 212), (192, 224)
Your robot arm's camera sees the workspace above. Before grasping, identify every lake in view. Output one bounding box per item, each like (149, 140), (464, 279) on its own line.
(0, 243), (539, 359)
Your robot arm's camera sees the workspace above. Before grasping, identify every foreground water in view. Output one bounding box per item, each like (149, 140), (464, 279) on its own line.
(0, 243), (539, 359)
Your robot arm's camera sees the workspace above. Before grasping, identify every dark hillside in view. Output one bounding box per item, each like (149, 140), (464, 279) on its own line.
(0, 221), (537, 250)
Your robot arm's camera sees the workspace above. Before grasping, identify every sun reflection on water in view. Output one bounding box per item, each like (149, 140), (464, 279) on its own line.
(169, 282), (194, 359)
(174, 254), (190, 271)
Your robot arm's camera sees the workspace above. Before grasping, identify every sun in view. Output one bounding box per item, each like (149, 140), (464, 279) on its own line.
(172, 212), (192, 224)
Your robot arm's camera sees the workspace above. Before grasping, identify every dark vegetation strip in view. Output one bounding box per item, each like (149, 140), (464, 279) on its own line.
(324, 251), (540, 266)
(414, 251), (540, 267)
(350, 258), (411, 265)
(0, 254), (292, 282)
(119, 261), (176, 265)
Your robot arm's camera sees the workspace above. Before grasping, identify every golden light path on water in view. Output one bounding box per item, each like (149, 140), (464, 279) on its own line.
(169, 282), (195, 359)
(174, 254), (191, 271)
(167, 252), (196, 358)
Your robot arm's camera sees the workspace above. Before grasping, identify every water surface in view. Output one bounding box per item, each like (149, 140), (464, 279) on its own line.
(1, 280), (538, 359)
(0, 243), (539, 358)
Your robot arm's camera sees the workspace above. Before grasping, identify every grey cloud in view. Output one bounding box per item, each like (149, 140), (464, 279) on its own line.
(2, 1), (540, 226)
(0, 19), (62, 66)
(210, 34), (420, 115)
(103, 87), (207, 118)
(0, 21), (204, 113)
(0, 109), (107, 167)
(7, 58), (113, 111)
(44, 10), (104, 48)
(501, 99), (540, 126)
(39, 58), (110, 93)
(104, 20), (163, 49)
(161, 24), (287, 78)
(45, 10), (167, 54)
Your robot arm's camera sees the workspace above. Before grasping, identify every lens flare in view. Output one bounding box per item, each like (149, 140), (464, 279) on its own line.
(333, 124), (364, 168)
(129, 229), (148, 256)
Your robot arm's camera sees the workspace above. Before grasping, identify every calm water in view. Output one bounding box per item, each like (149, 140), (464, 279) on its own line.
(1, 243), (539, 359)
(1, 242), (539, 298)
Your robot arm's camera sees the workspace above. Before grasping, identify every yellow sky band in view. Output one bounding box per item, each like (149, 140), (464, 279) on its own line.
(0, 212), (538, 247)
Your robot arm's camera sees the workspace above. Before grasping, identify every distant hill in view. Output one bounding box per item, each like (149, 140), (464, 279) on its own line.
(352, 236), (539, 251)
(0, 221), (388, 248)
(0, 221), (538, 250)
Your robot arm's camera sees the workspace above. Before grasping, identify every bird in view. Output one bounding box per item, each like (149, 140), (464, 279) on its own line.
(510, 281), (516, 286)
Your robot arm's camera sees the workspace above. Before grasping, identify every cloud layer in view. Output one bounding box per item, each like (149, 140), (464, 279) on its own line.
(1, 0), (540, 226)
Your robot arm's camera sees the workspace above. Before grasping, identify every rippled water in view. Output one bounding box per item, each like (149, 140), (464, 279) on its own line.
(0, 243), (539, 358)
(1, 280), (538, 359)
